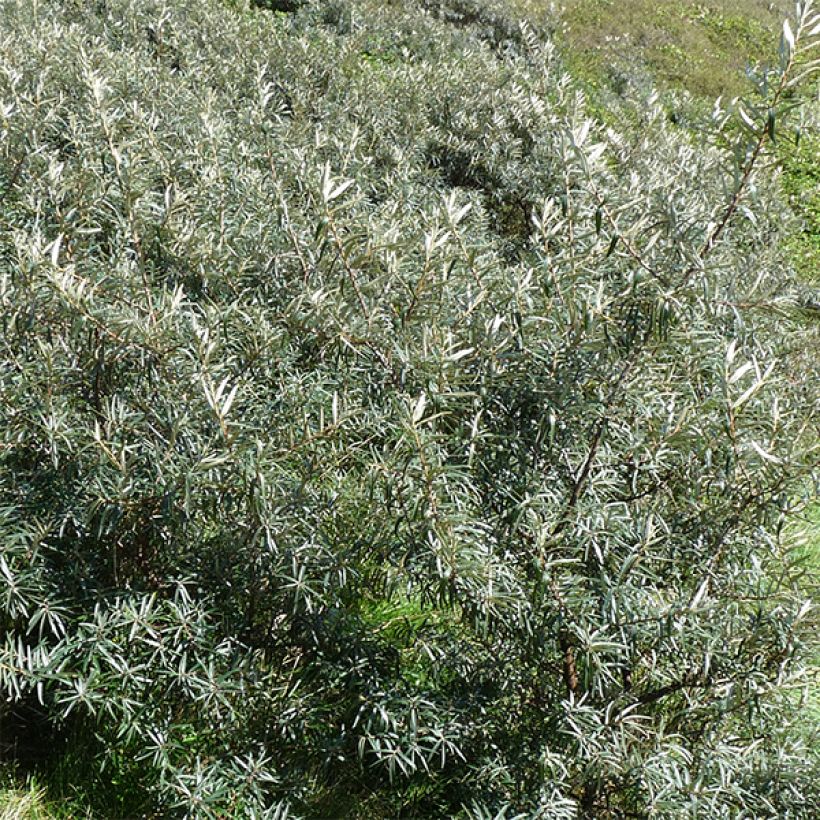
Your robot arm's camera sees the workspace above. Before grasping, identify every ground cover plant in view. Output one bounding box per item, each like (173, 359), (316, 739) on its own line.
(0, 0), (818, 816)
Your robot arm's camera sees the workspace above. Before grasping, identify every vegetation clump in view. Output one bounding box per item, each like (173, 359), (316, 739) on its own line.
(0, 0), (818, 816)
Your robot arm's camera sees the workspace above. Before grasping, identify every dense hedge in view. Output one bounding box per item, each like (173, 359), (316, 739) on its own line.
(0, 0), (818, 816)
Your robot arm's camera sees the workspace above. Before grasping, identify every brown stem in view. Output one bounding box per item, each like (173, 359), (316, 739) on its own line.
(561, 635), (579, 696)
(326, 210), (370, 320)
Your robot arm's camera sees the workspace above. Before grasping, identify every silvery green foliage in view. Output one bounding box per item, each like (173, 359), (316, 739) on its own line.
(0, 0), (818, 816)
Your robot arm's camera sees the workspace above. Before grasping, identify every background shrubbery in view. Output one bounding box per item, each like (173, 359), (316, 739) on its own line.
(0, 0), (818, 816)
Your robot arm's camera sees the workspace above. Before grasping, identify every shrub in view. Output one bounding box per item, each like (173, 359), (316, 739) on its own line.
(0, 0), (818, 816)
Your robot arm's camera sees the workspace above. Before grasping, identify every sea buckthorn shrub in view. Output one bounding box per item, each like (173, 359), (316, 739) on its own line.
(0, 0), (818, 816)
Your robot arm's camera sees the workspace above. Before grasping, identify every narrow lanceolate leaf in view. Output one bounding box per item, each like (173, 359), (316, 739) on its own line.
(728, 361), (754, 384)
(738, 107), (757, 132)
(447, 347), (474, 362)
(782, 20), (796, 55)
(606, 233), (619, 256)
(220, 383), (239, 419)
(412, 392), (427, 423)
(750, 440), (782, 464)
(767, 109), (776, 142)
(327, 179), (355, 202)
(50, 234), (63, 266)
(691, 579), (710, 609)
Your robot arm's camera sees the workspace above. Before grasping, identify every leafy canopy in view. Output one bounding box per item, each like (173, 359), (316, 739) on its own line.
(0, 0), (818, 816)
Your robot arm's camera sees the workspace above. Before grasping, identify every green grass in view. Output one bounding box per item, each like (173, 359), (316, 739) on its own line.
(0, 774), (51, 820)
(552, 0), (789, 99)
(781, 130), (820, 283)
(1, 731), (146, 819)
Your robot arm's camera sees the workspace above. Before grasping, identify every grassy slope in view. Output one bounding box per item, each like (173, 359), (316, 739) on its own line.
(552, 0), (789, 98)
(782, 128), (820, 284)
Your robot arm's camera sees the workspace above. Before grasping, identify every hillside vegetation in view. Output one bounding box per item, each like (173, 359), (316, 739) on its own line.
(556, 0), (789, 97)
(555, 0), (820, 284)
(0, 0), (818, 817)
